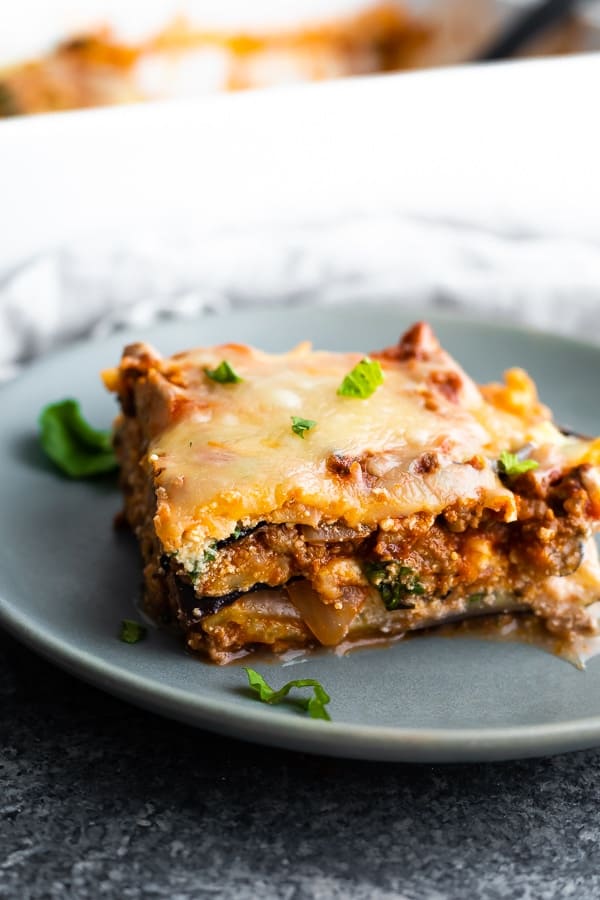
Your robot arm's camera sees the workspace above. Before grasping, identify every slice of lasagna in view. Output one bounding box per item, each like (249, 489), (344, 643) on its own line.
(103, 322), (600, 663)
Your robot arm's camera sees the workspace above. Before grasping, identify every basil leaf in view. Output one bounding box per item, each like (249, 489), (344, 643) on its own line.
(337, 358), (383, 399)
(204, 360), (243, 384)
(291, 416), (317, 439)
(244, 668), (331, 721)
(498, 450), (539, 477)
(39, 399), (118, 478)
(119, 620), (147, 644)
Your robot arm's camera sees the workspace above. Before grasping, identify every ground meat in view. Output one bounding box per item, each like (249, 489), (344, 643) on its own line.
(189, 467), (596, 620)
(428, 369), (464, 403)
(196, 523), (370, 598)
(376, 321), (440, 362)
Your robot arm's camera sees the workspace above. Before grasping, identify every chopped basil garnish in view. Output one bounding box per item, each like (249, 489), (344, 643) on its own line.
(119, 620), (147, 644)
(39, 399), (118, 478)
(365, 561), (425, 610)
(244, 668), (331, 721)
(337, 358), (383, 399)
(291, 416), (317, 439)
(204, 360), (243, 384)
(468, 592), (486, 604)
(498, 450), (539, 477)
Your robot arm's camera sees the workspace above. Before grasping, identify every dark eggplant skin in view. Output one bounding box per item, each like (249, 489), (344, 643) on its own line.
(559, 425), (594, 441)
(178, 578), (304, 620)
(175, 579), (235, 619)
(215, 522), (267, 550)
(159, 555), (241, 619)
(410, 602), (530, 631)
(177, 577), (532, 629)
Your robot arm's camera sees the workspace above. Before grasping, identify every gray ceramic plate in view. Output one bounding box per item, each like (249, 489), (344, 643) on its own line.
(2, 306), (600, 762)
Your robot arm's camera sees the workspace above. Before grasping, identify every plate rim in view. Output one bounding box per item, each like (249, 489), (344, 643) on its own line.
(5, 593), (600, 763)
(3, 304), (600, 762)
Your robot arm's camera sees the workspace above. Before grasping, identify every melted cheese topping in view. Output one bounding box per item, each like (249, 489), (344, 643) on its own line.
(106, 329), (598, 567)
(138, 342), (503, 559)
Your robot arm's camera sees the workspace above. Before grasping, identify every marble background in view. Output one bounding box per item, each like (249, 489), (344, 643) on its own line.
(1, 212), (600, 380)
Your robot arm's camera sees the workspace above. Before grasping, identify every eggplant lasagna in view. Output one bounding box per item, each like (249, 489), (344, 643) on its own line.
(0, 3), (432, 117)
(104, 322), (600, 663)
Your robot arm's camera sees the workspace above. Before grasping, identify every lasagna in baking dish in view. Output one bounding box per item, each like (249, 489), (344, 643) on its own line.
(104, 322), (600, 663)
(0, 2), (433, 116)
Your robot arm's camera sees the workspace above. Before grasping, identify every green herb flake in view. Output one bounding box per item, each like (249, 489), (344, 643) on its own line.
(244, 668), (331, 721)
(204, 360), (243, 384)
(468, 592), (486, 605)
(38, 399), (118, 478)
(291, 416), (317, 439)
(189, 544), (218, 581)
(498, 450), (539, 478)
(203, 545), (218, 563)
(119, 619), (147, 644)
(365, 561), (425, 611)
(337, 358), (383, 399)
